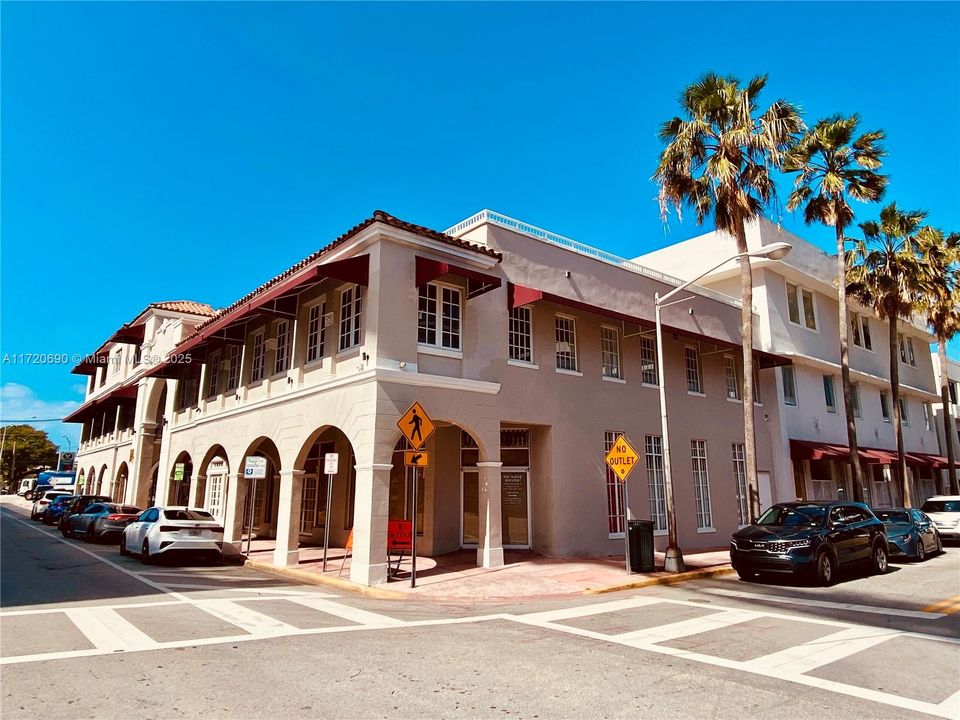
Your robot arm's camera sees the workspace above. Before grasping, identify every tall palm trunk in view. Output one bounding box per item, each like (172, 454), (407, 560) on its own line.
(939, 339), (959, 494)
(734, 221), (760, 523)
(888, 308), (911, 506)
(835, 220), (865, 502)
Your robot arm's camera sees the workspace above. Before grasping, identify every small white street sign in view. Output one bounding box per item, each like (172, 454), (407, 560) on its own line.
(324, 453), (339, 475)
(244, 456), (268, 479)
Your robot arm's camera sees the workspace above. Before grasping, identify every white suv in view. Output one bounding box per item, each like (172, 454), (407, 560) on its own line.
(920, 496), (960, 540)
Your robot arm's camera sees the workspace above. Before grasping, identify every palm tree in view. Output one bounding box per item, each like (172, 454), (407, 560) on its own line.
(784, 115), (888, 502)
(915, 227), (960, 493)
(654, 73), (803, 524)
(846, 203), (927, 507)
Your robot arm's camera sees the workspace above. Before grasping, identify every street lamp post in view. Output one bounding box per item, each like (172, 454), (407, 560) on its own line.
(655, 241), (792, 573)
(61, 435), (73, 453)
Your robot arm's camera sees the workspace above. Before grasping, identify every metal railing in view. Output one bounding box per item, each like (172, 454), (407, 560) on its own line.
(446, 210), (743, 309)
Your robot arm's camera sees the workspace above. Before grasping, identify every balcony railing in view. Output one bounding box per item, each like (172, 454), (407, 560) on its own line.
(446, 210), (743, 309)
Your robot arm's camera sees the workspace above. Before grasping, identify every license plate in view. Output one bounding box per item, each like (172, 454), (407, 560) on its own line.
(187, 529), (201, 537)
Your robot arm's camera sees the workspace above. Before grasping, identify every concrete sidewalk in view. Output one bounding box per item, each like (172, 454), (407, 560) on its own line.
(238, 541), (733, 601)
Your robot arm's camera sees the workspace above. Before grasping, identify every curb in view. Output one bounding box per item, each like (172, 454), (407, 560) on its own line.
(584, 565), (735, 594)
(243, 558), (407, 600)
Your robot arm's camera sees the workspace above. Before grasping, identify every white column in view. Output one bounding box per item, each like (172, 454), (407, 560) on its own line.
(153, 384), (177, 505)
(223, 472), (248, 547)
(349, 462), (392, 587)
(477, 461), (504, 568)
(273, 469), (305, 567)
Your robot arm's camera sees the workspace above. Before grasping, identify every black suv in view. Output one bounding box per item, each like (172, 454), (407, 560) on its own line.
(731, 501), (888, 586)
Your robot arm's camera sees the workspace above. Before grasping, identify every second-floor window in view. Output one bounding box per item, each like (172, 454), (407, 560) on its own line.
(851, 313), (873, 350)
(640, 336), (658, 386)
(898, 334), (916, 366)
(206, 349), (221, 398)
(899, 397), (910, 426)
(724, 356), (741, 400)
(418, 283), (462, 351)
(787, 282), (817, 330)
(508, 307), (533, 363)
(306, 301), (326, 363)
(880, 391), (891, 422)
(823, 374), (837, 413)
(684, 347), (702, 394)
(555, 316), (578, 372)
(274, 321), (290, 375)
(251, 332), (265, 383)
(226, 345), (241, 392)
(339, 285), (363, 352)
(600, 326), (621, 379)
(782, 366), (797, 406)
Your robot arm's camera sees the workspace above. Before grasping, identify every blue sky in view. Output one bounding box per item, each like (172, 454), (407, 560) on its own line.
(2, 2), (958, 448)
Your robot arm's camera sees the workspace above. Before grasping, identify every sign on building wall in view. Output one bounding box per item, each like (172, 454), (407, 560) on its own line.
(173, 463), (185, 482)
(244, 456), (267, 480)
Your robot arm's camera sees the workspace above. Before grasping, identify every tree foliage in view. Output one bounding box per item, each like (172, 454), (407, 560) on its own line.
(0, 425), (60, 484)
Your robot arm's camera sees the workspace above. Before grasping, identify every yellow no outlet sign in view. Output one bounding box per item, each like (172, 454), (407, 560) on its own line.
(605, 435), (640, 482)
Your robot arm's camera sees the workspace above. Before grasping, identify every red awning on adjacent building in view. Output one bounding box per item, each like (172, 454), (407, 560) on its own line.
(790, 440), (948, 469)
(415, 256), (502, 298)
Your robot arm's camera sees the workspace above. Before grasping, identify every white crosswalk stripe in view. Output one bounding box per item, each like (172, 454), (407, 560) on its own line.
(193, 599), (297, 635)
(616, 609), (762, 645)
(286, 596), (405, 626)
(65, 607), (159, 652)
(740, 625), (900, 674)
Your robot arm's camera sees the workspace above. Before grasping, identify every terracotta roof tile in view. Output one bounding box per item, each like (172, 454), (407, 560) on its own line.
(187, 210), (501, 339)
(149, 301), (217, 317)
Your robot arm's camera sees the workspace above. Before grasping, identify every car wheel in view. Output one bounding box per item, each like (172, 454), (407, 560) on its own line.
(916, 536), (926, 562)
(735, 568), (757, 582)
(60, 523), (70, 538)
(935, 532), (943, 554)
(871, 542), (888, 575)
(85, 526), (96, 543)
(119, 536), (129, 556)
(141, 539), (152, 564)
(815, 550), (836, 586)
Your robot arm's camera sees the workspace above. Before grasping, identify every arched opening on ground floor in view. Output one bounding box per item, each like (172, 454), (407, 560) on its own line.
(195, 445), (229, 521)
(168, 451), (193, 506)
(237, 438), (282, 553)
(97, 465), (109, 496)
(114, 462), (129, 503)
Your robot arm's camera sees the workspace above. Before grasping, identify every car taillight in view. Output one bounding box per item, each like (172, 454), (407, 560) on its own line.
(106, 514), (128, 521)
(159, 525), (179, 532)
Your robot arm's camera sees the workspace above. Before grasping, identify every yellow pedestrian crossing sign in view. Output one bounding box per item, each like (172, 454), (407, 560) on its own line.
(605, 434), (640, 482)
(398, 402), (436, 451)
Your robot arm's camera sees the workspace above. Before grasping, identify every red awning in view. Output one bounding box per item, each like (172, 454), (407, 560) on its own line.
(789, 440), (947, 468)
(71, 353), (108, 376)
(508, 282), (791, 370)
(63, 382), (139, 423)
(415, 256), (501, 298)
(108, 323), (146, 345)
(789, 440), (850, 462)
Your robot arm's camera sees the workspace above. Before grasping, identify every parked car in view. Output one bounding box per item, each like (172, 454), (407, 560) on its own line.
(63, 503), (143, 541)
(874, 508), (942, 560)
(30, 490), (72, 521)
(121, 507), (224, 563)
(42, 495), (78, 525)
(57, 495), (112, 534)
(25, 483), (54, 503)
(731, 501), (888, 586)
(920, 496), (960, 541)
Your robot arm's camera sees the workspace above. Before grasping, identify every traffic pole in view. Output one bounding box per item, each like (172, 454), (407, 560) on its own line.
(245, 477), (256, 558)
(411, 466), (417, 589)
(322, 471), (334, 573)
(623, 479), (631, 574)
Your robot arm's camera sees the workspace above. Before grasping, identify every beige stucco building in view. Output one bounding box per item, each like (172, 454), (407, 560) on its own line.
(70, 210), (807, 587)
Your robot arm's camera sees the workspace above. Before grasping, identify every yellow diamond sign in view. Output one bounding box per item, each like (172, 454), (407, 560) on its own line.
(605, 434), (640, 482)
(398, 402), (436, 451)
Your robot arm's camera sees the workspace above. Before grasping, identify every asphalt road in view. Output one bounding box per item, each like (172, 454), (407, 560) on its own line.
(2, 500), (958, 720)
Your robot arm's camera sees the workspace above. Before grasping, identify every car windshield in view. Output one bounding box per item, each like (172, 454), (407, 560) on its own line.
(163, 510), (214, 521)
(921, 500), (960, 513)
(756, 505), (826, 527)
(875, 510), (911, 523)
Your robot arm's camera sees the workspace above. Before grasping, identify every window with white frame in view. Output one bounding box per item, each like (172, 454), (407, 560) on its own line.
(823, 374), (837, 413)
(724, 356), (741, 400)
(880, 391), (891, 421)
(645, 435), (666, 531)
(786, 282), (817, 330)
(733, 443), (748, 525)
(418, 283), (462, 351)
(782, 365), (797, 406)
(226, 345), (241, 392)
(206, 349), (221, 398)
(508, 306), (533, 363)
(306, 301), (326, 364)
(339, 285), (363, 352)
(851, 382), (861, 418)
(898, 334), (916, 366)
(851, 313), (873, 350)
(604, 431), (626, 535)
(600, 326), (622, 379)
(691, 440), (712, 529)
(640, 336), (658, 385)
(250, 331), (265, 382)
(274, 320), (290, 375)
(206, 460), (226, 521)
(923, 402), (931, 431)
(899, 397), (909, 426)
(684, 347), (702, 394)
(555, 316), (578, 372)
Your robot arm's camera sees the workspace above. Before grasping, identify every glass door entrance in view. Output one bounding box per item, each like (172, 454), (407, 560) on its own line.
(461, 468), (531, 548)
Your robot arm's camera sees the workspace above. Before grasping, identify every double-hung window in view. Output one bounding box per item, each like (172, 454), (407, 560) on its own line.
(851, 313), (873, 350)
(274, 321), (290, 375)
(645, 435), (666, 531)
(418, 283), (462, 351)
(306, 301), (326, 364)
(691, 440), (712, 530)
(786, 282), (817, 330)
(724, 356), (741, 400)
(508, 307), (533, 363)
(733, 443), (748, 526)
(684, 347), (702, 394)
(823, 374), (837, 413)
(640, 337), (658, 386)
(339, 285), (363, 352)
(555, 316), (578, 372)
(600, 326), (622, 379)
(226, 345), (241, 392)
(898, 334), (916, 366)
(250, 332), (265, 383)
(206, 349), (221, 398)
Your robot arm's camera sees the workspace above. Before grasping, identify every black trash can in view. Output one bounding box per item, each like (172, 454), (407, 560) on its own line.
(628, 519), (656, 573)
